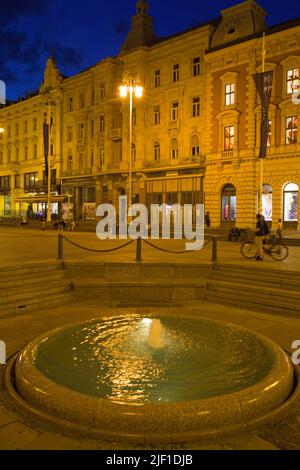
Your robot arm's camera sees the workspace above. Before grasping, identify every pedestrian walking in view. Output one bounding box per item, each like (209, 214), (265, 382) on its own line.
(205, 211), (211, 228)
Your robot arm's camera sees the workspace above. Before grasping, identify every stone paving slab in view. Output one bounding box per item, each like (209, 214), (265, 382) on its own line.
(1, 300), (300, 450)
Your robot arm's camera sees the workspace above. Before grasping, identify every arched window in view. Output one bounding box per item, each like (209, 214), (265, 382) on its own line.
(283, 183), (298, 223)
(191, 135), (199, 156)
(170, 138), (178, 160)
(153, 141), (160, 162)
(131, 143), (136, 163)
(262, 184), (272, 221)
(221, 184), (236, 225)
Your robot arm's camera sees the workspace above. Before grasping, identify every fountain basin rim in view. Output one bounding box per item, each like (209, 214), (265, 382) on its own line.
(8, 316), (295, 443)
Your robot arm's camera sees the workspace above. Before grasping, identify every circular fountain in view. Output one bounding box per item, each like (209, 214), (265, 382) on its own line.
(8, 314), (295, 443)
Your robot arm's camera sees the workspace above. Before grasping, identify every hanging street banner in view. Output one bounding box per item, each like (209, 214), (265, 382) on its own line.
(43, 122), (49, 178)
(253, 70), (273, 158)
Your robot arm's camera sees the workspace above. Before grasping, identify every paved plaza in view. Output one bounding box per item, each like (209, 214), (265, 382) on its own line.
(0, 227), (300, 450)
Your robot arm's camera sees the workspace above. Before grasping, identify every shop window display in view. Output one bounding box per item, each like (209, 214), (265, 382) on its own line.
(284, 183), (298, 222)
(262, 184), (272, 221)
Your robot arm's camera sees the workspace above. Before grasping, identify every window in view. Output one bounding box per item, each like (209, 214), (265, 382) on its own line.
(132, 108), (136, 126)
(16, 148), (19, 162)
(0, 151), (3, 165)
(154, 70), (160, 88)
(100, 115), (105, 133)
(24, 146), (28, 161)
(131, 143), (136, 163)
(78, 153), (84, 168)
(192, 97), (200, 117)
(24, 120), (28, 134)
(78, 123), (84, 139)
(33, 118), (37, 131)
(171, 138), (179, 160)
(24, 172), (37, 189)
(191, 135), (200, 156)
(7, 150), (11, 163)
(171, 101), (179, 120)
(153, 142), (160, 162)
(224, 126), (235, 150)
(15, 123), (19, 136)
(0, 176), (10, 190)
(100, 148), (104, 166)
(67, 126), (73, 142)
(173, 64), (180, 83)
(192, 57), (200, 77)
(79, 93), (85, 109)
(68, 97), (73, 112)
(225, 83), (235, 106)
(8, 126), (11, 138)
(91, 88), (95, 105)
(284, 183), (298, 222)
(34, 144), (37, 159)
(15, 174), (20, 189)
(154, 105), (160, 125)
(287, 68), (299, 94)
(43, 169), (57, 185)
(100, 83), (106, 100)
(50, 142), (54, 156)
(267, 120), (272, 147)
(286, 116), (298, 144)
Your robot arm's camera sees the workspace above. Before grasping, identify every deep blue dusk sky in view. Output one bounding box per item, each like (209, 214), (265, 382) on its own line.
(1, 0), (300, 100)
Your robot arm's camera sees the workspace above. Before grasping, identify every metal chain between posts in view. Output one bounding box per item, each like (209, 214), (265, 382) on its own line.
(60, 235), (135, 254)
(142, 237), (213, 255)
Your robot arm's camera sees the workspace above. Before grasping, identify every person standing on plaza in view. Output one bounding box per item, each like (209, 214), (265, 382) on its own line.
(205, 211), (211, 228)
(255, 214), (265, 260)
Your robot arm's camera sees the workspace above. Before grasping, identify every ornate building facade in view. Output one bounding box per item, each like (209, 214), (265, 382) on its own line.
(0, 0), (300, 228)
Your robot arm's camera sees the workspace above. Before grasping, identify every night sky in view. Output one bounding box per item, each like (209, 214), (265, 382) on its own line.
(1, 0), (300, 101)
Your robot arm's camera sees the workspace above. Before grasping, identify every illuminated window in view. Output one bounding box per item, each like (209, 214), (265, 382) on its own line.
(192, 97), (200, 117)
(286, 116), (298, 144)
(225, 83), (235, 106)
(173, 64), (180, 83)
(267, 120), (272, 147)
(287, 68), (299, 94)
(224, 126), (235, 150)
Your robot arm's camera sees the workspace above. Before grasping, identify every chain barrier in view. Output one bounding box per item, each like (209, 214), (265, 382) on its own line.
(142, 237), (213, 255)
(57, 234), (218, 263)
(58, 234), (134, 259)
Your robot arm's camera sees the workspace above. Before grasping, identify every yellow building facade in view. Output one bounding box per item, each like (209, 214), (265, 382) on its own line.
(0, 0), (299, 229)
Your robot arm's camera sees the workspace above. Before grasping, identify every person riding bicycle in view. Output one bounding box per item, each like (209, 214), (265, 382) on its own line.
(254, 214), (266, 261)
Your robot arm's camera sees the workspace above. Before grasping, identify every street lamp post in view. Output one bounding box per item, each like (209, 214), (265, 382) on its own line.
(120, 73), (143, 206)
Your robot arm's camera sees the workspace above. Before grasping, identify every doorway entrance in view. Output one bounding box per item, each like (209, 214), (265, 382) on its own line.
(221, 184), (236, 226)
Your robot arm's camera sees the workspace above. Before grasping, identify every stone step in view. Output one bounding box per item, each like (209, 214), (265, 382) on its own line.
(73, 279), (207, 288)
(210, 271), (300, 291)
(0, 263), (63, 280)
(205, 291), (300, 317)
(0, 278), (71, 299)
(0, 291), (74, 319)
(207, 280), (300, 304)
(0, 272), (67, 290)
(214, 263), (300, 280)
(0, 283), (72, 306)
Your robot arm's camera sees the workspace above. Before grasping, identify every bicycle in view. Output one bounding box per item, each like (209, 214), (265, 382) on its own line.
(240, 234), (289, 261)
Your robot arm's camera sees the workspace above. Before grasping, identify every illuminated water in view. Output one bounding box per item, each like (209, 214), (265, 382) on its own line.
(34, 314), (275, 404)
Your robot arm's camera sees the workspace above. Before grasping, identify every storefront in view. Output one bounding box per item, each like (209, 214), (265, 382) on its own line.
(262, 184), (272, 222)
(221, 184), (236, 226)
(283, 182), (298, 228)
